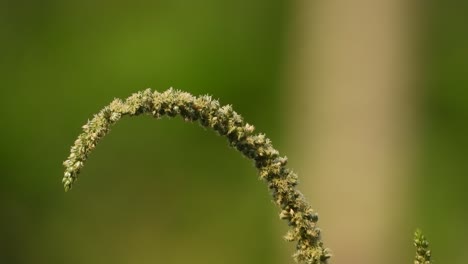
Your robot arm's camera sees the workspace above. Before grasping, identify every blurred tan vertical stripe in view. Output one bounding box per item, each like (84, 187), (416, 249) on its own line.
(283, 0), (417, 263)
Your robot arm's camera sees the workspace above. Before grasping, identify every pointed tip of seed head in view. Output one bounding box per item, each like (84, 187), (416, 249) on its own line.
(64, 182), (72, 192)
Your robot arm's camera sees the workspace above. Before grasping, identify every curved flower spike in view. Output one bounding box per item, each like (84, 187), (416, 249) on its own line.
(63, 88), (331, 264)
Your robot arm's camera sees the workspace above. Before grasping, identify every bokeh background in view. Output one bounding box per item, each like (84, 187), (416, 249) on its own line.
(1, 1), (467, 264)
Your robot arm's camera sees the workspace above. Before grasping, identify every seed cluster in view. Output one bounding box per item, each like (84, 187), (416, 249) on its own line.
(414, 230), (432, 264)
(63, 88), (331, 263)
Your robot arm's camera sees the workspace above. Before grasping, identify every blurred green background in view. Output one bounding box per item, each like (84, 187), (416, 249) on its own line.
(1, 1), (290, 263)
(0, 1), (467, 264)
(417, 1), (468, 262)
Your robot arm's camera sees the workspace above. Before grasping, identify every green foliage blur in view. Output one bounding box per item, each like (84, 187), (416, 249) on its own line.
(0, 1), (290, 263)
(417, 1), (468, 262)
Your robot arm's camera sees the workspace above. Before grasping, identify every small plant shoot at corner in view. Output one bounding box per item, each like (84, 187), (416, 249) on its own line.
(62, 88), (432, 264)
